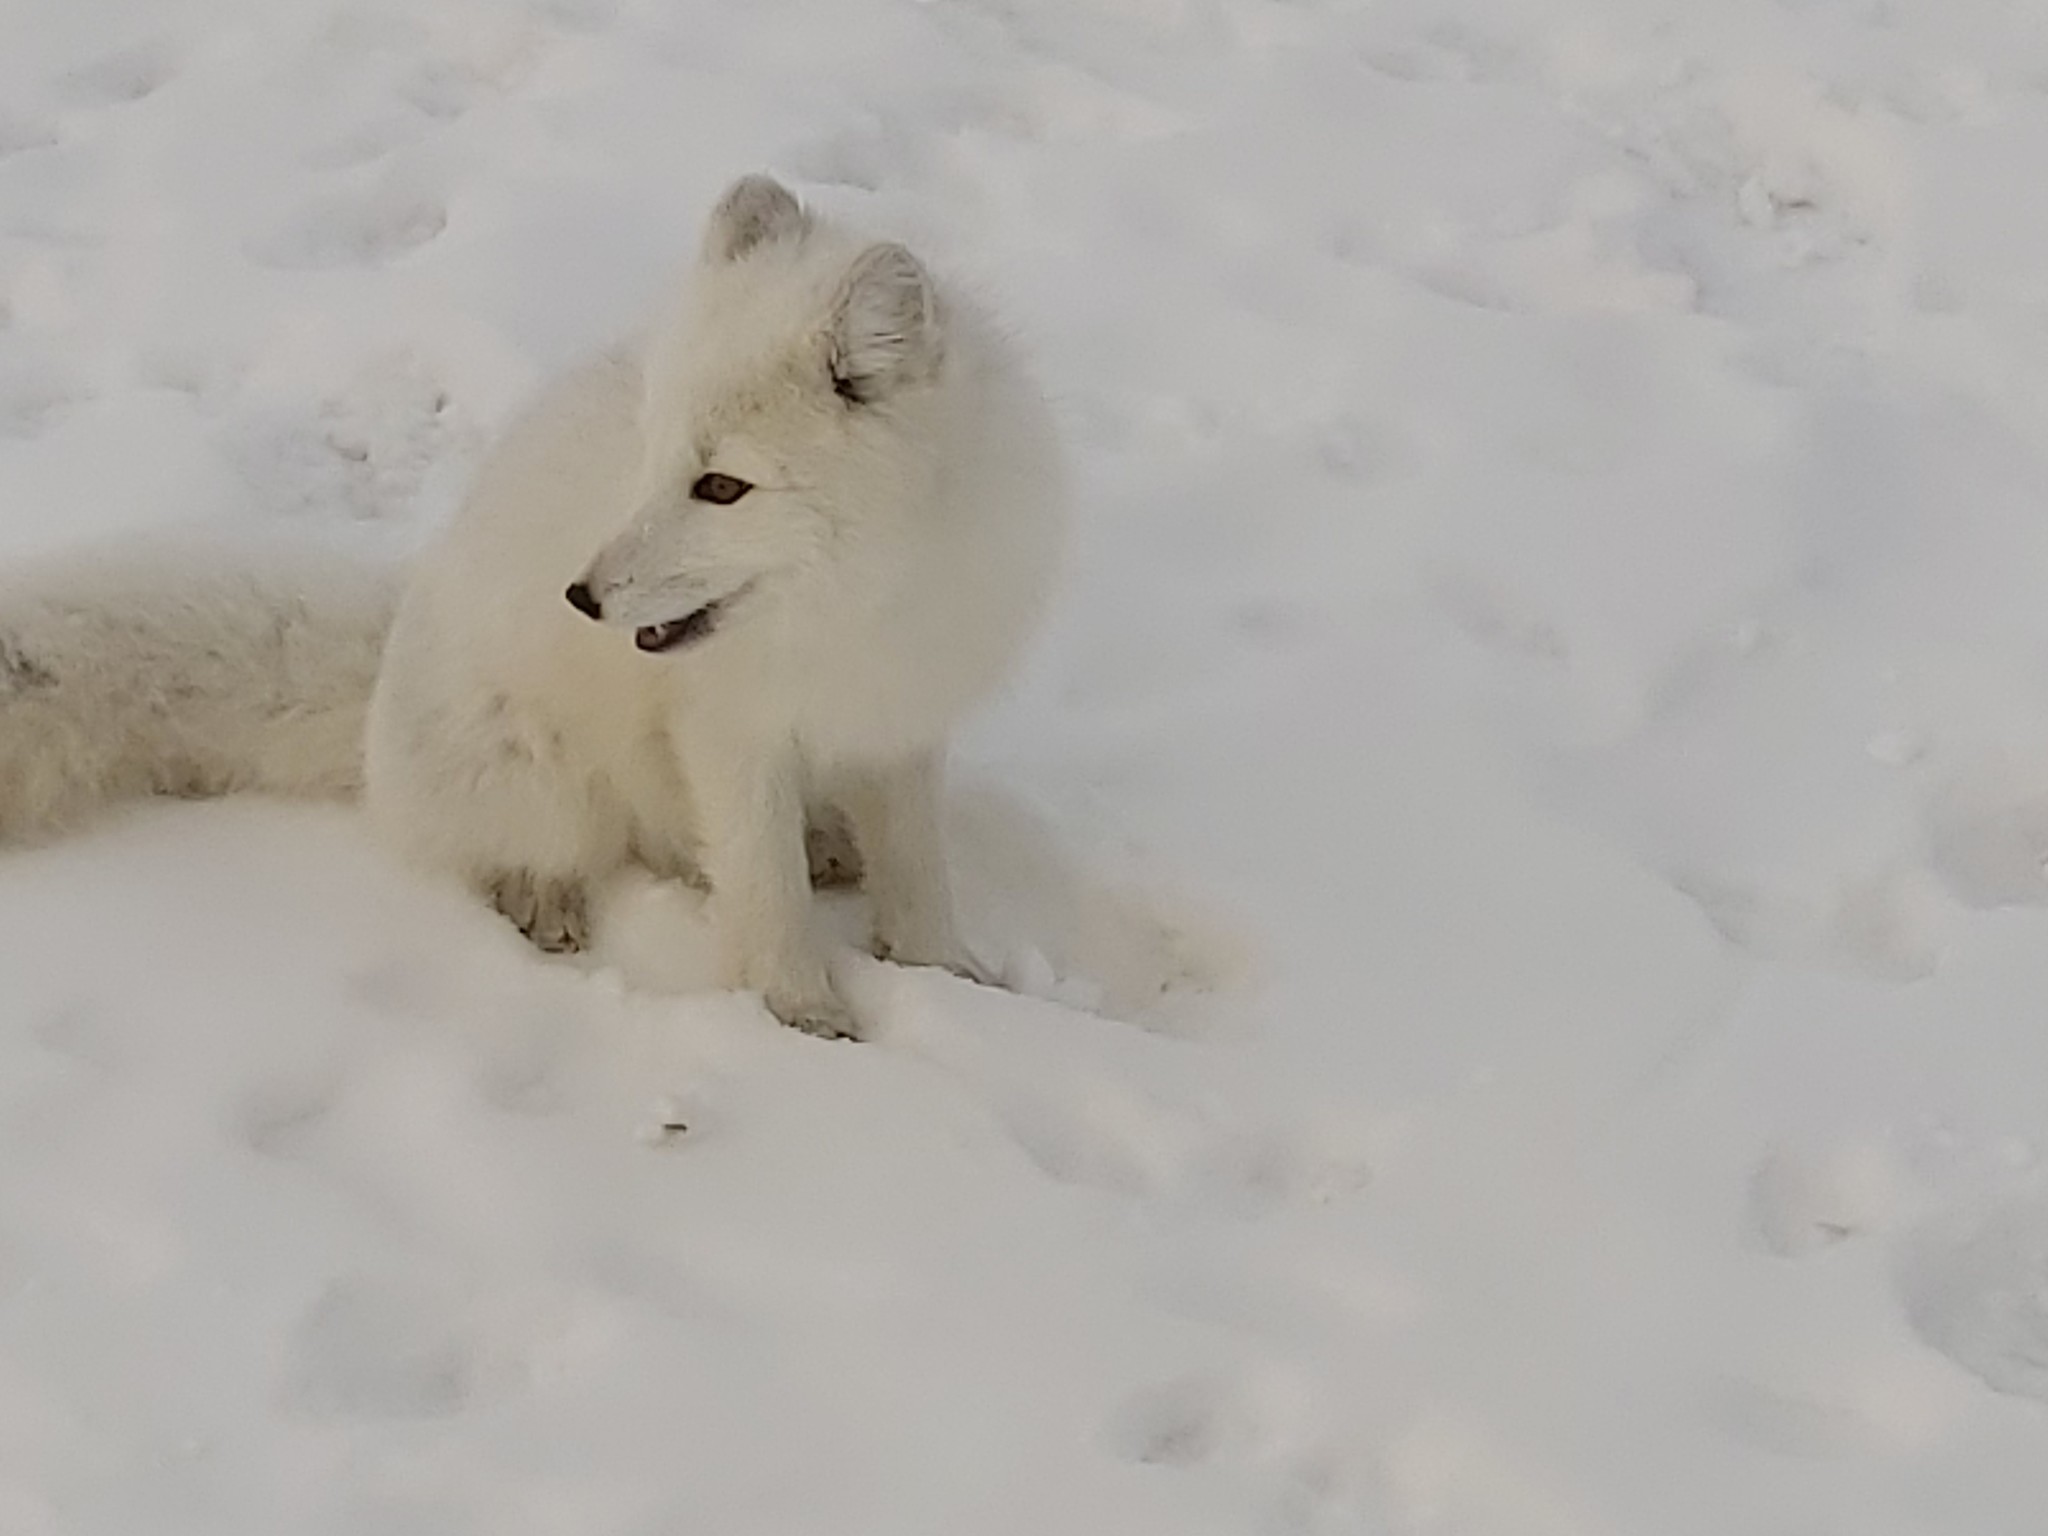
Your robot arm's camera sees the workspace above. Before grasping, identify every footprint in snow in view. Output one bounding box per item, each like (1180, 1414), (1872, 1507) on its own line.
(247, 177), (449, 271)
(1748, 1137), (1907, 1258)
(1702, 1376), (1888, 1460)
(221, 347), (478, 523)
(235, 1071), (343, 1159)
(530, 0), (620, 33)
(59, 41), (180, 108)
(1362, 21), (1520, 86)
(0, 361), (82, 439)
(397, 62), (494, 124)
(0, 112), (59, 158)
(300, 119), (422, 173)
(281, 1276), (511, 1421)
(1923, 772), (2048, 911)
(1431, 566), (1569, 663)
(29, 1002), (126, 1075)
(976, 1056), (1370, 1214)
(469, 1006), (576, 1119)
(1107, 1372), (1265, 1468)
(1667, 864), (1948, 983)
(1898, 1193), (2048, 1408)
(1107, 1369), (1395, 1531)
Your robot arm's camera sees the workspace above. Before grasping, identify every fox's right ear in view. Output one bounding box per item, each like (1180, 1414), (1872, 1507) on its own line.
(701, 174), (808, 264)
(827, 243), (941, 406)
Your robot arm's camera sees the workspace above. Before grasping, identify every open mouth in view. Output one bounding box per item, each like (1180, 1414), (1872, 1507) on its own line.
(635, 600), (724, 653)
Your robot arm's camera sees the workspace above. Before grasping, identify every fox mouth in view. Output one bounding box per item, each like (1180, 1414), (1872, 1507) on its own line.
(635, 603), (721, 653)
(633, 584), (751, 654)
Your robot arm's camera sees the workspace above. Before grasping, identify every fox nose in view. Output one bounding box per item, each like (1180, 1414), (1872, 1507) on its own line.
(564, 581), (602, 621)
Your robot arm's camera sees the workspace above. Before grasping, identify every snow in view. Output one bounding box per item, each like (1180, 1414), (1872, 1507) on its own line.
(5, 0), (2048, 1530)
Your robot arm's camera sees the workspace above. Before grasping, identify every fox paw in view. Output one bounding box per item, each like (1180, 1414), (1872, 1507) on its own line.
(765, 987), (861, 1041)
(487, 870), (591, 955)
(804, 813), (864, 890)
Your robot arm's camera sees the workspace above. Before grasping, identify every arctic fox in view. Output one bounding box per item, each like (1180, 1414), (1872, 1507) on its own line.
(0, 174), (1065, 1039)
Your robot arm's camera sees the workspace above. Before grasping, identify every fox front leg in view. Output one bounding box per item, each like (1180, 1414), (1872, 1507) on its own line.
(839, 749), (989, 985)
(681, 726), (856, 1040)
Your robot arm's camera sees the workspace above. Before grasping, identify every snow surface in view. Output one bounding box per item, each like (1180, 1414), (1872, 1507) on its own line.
(5, 0), (2048, 1530)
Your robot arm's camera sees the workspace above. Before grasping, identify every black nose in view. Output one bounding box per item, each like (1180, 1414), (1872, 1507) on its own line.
(564, 581), (601, 620)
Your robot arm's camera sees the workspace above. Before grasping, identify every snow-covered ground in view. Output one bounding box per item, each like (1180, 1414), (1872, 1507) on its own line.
(5, 0), (2048, 1530)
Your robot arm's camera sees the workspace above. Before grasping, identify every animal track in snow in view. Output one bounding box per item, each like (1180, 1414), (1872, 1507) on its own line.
(397, 62), (494, 123)
(1898, 1193), (2048, 1407)
(224, 347), (481, 523)
(281, 1275), (510, 1421)
(1311, 412), (1419, 484)
(390, 17), (559, 119)
(247, 177), (448, 270)
(1006, 1095), (1368, 1211)
(0, 361), (80, 439)
(530, 0), (621, 34)
(468, 1007), (575, 1119)
(1748, 1137), (1908, 1257)
(1701, 1376), (1888, 1460)
(29, 1002), (125, 1075)
(1107, 1372), (1267, 1467)
(1432, 567), (1570, 662)
(59, 41), (180, 108)
(0, 112), (59, 158)
(300, 118), (421, 172)
(1362, 21), (1521, 86)
(964, 1043), (1372, 1215)
(1923, 771), (2048, 910)
(235, 1072), (342, 1159)
(1667, 864), (1949, 983)
(1107, 1364), (1387, 1530)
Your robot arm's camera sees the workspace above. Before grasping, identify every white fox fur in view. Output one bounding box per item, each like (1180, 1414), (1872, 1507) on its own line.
(0, 536), (395, 832)
(0, 176), (1064, 1038)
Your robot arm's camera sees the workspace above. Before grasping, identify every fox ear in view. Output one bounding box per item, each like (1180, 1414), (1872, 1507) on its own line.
(702, 174), (808, 264)
(827, 243), (941, 405)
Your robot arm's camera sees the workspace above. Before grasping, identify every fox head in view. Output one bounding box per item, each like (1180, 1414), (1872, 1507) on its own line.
(566, 174), (949, 654)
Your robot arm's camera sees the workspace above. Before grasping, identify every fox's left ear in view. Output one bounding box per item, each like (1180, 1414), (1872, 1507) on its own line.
(703, 174), (809, 264)
(827, 243), (943, 406)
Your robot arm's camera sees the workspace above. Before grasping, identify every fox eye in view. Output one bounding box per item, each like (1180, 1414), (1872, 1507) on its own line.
(690, 472), (752, 505)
